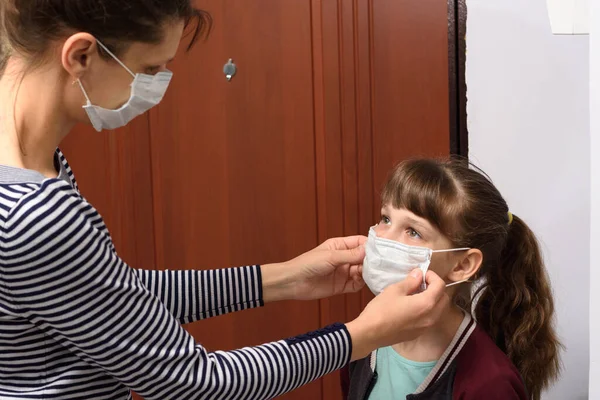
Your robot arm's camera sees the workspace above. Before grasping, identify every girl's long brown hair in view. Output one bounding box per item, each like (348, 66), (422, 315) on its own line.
(382, 158), (562, 400)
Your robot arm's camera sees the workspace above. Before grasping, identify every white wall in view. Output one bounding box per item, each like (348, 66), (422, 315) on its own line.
(590, 0), (600, 397)
(466, 0), (590, 399)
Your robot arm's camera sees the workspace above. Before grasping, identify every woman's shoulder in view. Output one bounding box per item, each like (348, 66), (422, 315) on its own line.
(0, 149), (81, 219)
(0, 179), (94, 246)
(0, 174), (79, 224)
(453, 324), (528, 399)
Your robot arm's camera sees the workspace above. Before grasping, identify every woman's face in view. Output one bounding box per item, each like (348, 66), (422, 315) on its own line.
(62, 20), (184, 124)
(374, 205), (467, 282)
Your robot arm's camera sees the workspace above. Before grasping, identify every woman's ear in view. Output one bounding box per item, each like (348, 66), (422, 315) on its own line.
(61, 33), (98, 80)
(447, 249), (483, 283)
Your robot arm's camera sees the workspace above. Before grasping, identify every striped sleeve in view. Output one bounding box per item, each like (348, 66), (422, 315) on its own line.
(134, 267), (264, 324)
(1, 180), (352, 399)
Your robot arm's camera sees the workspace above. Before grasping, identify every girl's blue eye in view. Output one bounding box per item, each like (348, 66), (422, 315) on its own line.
(380, 215), (391, 225)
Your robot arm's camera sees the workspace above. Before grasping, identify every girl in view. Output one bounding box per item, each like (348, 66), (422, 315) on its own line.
(342, 158), (562, 400)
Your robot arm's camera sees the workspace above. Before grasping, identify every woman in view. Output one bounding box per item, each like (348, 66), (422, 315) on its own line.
(342, 158), (562, 400)
(0, 1), (450, 399)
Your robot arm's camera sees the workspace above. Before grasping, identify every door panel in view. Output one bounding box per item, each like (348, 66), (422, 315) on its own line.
(370, 0), (451, 197)
(314, 1), (452, 398)
(148, 1), (322, 398)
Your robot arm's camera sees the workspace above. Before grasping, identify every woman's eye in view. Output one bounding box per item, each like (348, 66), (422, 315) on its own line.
(380, 215), (391, 225)
(407, 228), (422, 239)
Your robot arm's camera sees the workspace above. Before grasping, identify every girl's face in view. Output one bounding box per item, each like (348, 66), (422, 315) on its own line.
(374, 205), (479, 284)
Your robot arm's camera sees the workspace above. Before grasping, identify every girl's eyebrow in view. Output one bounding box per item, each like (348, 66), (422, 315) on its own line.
(405, 215), (434, 233)
(380, 205), (434, 233)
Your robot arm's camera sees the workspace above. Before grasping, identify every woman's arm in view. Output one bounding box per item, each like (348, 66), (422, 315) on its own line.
(1, 181), (353, 399)
(134, 266), (264, 324)
(134, 235), (368, 323)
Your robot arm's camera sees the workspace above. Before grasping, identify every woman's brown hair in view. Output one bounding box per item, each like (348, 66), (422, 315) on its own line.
(0, 0), (211, 72)
(381, 157), (562, 400)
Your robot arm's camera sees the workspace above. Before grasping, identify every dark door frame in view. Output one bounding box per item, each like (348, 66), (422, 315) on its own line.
(448, 0), (468, 156)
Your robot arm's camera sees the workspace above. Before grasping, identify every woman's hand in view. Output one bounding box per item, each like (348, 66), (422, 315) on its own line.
(346, 269), (450, 361)
(261, 235), (367, 303)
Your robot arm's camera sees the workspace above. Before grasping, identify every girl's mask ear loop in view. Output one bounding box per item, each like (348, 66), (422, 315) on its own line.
(442, 216), (512, 288)
(445, 279), (473, 288)
(432, 248), (473, 288)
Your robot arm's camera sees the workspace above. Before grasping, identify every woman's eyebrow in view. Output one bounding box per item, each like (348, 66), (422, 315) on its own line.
(148, 57), (175, 67)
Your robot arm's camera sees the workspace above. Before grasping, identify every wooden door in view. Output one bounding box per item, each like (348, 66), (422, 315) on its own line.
(148, 1), (323, 398)
(60, 0), (458, 399)
(314, 0), (452, 397)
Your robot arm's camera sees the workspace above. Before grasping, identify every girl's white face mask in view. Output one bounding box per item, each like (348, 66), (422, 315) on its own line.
(77, 39), (173, 132)
(362, 227), (470, 296)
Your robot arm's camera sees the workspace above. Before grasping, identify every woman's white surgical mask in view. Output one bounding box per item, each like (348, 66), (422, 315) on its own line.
(77, 39), (173, 132)
(363, 227), (470, 296)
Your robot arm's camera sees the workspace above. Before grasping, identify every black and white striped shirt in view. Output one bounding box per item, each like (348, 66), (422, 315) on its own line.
(0, 151), (351, 400)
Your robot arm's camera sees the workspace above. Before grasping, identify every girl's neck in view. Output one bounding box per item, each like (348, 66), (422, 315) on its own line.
(392, 304), (465, 363)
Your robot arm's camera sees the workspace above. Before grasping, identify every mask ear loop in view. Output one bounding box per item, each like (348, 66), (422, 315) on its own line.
(430, 248), (472, 288)
(76, 79), (92, 106)
(445, 279), (473, 288)
(432, 247), (471, 253)
(95, 39), (136, 78)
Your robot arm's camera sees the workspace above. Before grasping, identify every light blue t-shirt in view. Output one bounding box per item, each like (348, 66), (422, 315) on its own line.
(368, 346), (437, 400)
